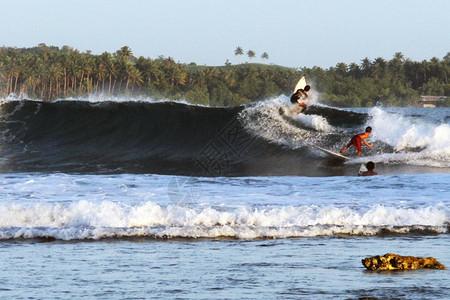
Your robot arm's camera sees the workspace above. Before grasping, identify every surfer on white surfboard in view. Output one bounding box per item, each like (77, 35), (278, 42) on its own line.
(290, 85), (310, 113)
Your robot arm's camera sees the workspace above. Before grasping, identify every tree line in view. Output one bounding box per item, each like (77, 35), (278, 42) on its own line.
(305, 52), (449, 107)
(0, 44), (448, 107)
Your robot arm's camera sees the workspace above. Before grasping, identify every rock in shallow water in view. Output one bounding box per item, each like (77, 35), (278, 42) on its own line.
(362, 253), (446, 271)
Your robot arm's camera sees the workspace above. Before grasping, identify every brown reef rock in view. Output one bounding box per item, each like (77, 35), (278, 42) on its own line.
(362, 253), (446, 271)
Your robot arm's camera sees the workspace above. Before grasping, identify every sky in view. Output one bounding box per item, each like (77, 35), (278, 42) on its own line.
(2, 0), (449, 69)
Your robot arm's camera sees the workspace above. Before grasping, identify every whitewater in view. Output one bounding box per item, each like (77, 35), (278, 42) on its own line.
(0, 96), (449, 299)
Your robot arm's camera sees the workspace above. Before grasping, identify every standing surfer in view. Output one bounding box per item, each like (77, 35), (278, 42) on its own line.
(339, 126), (373, 157)
(290, 85), (310, 113)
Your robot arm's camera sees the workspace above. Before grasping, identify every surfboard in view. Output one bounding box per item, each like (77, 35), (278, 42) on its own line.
(313, 145), (349, 160)
(293, 76), (307, 93)
(358, 163), (368, 175)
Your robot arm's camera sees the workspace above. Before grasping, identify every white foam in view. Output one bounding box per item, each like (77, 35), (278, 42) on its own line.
(58, 95), (171, 104)
(292, 113), (333, 132)
(369, 107), (450, 167)
(370, 107), (449, 152)
(1, 92), (29, 101)
(239, 97), (333, 148)
(0, 201), (447, 240)
(0, 94), (207, 107)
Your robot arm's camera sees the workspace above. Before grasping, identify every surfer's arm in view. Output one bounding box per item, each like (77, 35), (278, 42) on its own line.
(362, 139), (373, 147)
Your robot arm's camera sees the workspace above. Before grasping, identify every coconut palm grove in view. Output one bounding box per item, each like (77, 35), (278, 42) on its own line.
(0, 44), (449, 107)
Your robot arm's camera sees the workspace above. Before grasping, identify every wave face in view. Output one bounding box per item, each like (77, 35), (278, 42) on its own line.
(0, 99), (449, 176)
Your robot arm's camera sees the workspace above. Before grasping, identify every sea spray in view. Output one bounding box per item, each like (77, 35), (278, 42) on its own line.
(369, 107), (450, 167)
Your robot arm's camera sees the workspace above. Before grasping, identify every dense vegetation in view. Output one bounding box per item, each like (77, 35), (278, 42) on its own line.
(0, 44), (449, 107)
(305, 52), (450, 107)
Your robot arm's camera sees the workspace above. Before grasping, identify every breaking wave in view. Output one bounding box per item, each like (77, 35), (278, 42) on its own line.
(0, 201), (447, 240)
(0, 98), (448, 176)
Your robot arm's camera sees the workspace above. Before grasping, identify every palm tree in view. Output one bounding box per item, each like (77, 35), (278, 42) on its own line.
(113, 59), (127, 92)
(389, 52), (405, 78)
(223, 68), (237, 89)
(59, 50), (71, 97)
(9, 58), (22, 95)
(135, 56), (153, 83)
(349, 63), (360, 80)
(83, 54), (96, 94)
(125, 63), (143, 91)
(247, 50), (256, 60)
(261, 52), (269, 60)
(99, 52), (115, 94)
(418, 60), (430, 84)
(164, 59), (187, 87)
(360, 57), (373, 77)
(116, 46), (133, 62)
(335, 62), (348, 77)
(373, 57), (387, 79)
(234, 47), (244, 56)
(92, 55), (108, 94)
(190, 71), (206, 88)
(23, 55), (40, 97)
(47, 63), (63, 99)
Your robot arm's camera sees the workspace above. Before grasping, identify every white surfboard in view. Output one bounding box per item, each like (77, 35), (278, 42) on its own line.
(313, 145), (349, 160)
(358, 163), (368, 175)
(293, 76), (307, 93)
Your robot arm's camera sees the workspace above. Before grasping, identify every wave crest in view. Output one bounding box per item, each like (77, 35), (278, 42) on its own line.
(1, 201), (447, 240)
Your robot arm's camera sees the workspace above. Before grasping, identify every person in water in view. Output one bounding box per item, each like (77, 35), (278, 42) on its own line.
(359, 161), (378, 176)
(290, 85), (310, 113)
(339, 126), (373, 157)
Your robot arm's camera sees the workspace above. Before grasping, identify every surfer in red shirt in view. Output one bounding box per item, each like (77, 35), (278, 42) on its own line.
(339, 126), (373, 157)
(290, 85), (310, 113)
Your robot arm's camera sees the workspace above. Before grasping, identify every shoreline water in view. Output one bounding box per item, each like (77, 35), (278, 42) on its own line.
(1, 235), (449, 299)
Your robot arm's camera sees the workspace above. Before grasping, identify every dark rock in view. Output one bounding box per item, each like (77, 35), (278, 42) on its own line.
(362, 253), (446, 271)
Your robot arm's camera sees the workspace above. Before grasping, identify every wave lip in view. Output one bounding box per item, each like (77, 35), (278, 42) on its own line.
(1, 201), (447, 240)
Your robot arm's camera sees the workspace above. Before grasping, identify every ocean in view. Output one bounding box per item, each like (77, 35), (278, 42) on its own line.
(0, 97), (449, 299)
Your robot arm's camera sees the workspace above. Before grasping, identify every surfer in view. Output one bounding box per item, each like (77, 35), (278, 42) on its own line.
(359, 161), (378, 176)
(339, 126), (373, 157)
(290, 85), (310, 113)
